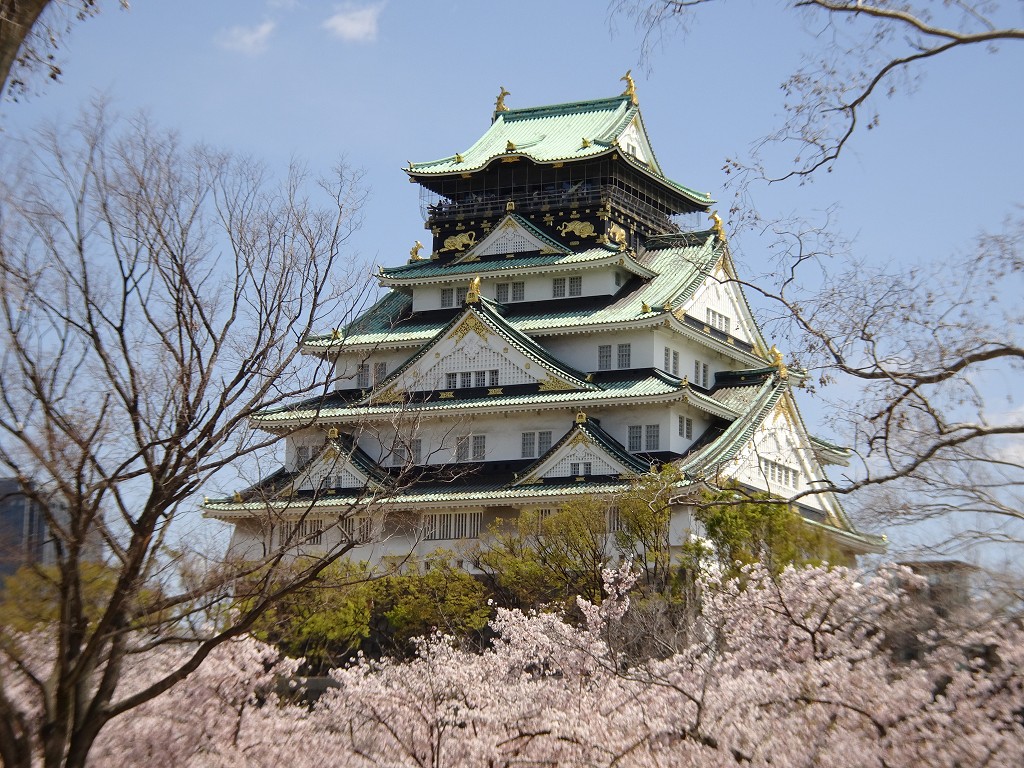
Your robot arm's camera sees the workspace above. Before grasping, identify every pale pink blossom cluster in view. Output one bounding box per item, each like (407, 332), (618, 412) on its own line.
(5, 564), (1022, 767)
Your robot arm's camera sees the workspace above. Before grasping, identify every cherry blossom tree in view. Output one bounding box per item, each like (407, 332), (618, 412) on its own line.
(6, 563), (1018, 767)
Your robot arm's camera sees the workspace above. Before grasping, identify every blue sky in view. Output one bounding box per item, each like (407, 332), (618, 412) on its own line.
(2, 0), (1021, 558)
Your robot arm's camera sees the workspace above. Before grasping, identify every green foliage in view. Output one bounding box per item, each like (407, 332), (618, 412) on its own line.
(694, 485), (837, 577)
(0, 562), (118, 632)
(246, 560), (375, 672)
(372, 552), (491, 651)
(477, 499), (615, 608)
(616, 466), (681, 592)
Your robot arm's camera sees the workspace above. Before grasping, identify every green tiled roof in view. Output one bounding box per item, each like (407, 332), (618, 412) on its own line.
(305, 236), (722, 351)
(253, 372), (687, 427)
(407, 95), (712, 208)
(204, 479), (634, 514)
(380, 247), (625, 281)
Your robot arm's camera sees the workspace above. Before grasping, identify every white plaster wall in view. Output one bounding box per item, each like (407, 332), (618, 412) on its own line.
(682, 265), (753, 344)
(410, 267), (622, 312)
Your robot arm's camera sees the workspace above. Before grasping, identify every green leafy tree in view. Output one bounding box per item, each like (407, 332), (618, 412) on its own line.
(373, 553), (491, 652)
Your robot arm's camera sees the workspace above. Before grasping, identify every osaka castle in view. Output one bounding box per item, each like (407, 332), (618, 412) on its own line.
(204, 81), (884, 564)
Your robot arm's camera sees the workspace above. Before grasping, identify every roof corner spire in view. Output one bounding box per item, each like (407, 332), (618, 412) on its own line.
(620, 69), (638, 105)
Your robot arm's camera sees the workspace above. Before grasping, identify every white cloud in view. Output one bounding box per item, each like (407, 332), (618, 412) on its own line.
(218, 21), (276, 55)
(322, 3), (384, 43)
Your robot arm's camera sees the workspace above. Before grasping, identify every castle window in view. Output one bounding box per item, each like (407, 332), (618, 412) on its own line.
(441, 288), (454, 308)
(607, 506), (623, 533)
(552, 277), (566, 298)
(456, 287), (469, 304)
(446, 372), (457, 389)
(679, 416), (693, 440)
(423, 511), (482, 541)
(570, 461), (592, 476)
(460, 371), (472, 388)
(521, 430), (552, 458)
(489, 369), (499, 386)
(617, 343), (632, 369)
(357, 363), (370, 388)
(472, 435), (487, 461)
(392, 444), (408, 466)
(568, 276), (582, 296)
(628, 425), (642, 452)
(694, 361), (709, 388)
(672, 351), (679, 376)
(512, 281), (525, 302)
(295, 445), (310, 466)
(496, 283), (509, 302)
(664, 347), (671, 371)
(706, 308), (731, 334)
(645, 424), (660, 451)
(497, 281), (525, 302)
(598, 345), (612, 370)
(374, 362), (387, 384)
(280, 519), (322, 547)
(761, 458), (799, 488)
(410, 438), (422, 464)
(474, 370), (487, 387)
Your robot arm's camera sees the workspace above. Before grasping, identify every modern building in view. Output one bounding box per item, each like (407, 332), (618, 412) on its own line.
(204, 84), (884, 564)
(0, 477), (56, 578)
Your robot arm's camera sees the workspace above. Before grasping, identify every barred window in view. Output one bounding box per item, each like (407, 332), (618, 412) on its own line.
(538, 430), (552, 453)
(445, 372), (458, 389)
(423, 511), (482, 540)
(552, 277), (566, 298)
(374, 361), (387, 384)
(761, 458), (799, 488)
(392, 444), (408, 466)
(607, 506), (624, 533)
(664, 347), (671, 371)
(441, 287), (455, 307)
(295, 445), (310, 466)
(568, 276), (582, 296)
(460, 371), (472, 388)
(511, 281), (525, 302)
(489, 369), (499, 386)
(569, 461), (592, 476)
(645, 424), (660, 451)
(694, 361), (709, 388)
(280, 519), (323, 547)
(474, 370), (487, 387)
(617, 343), (632, 369)
(706, 308), (731, 334)
(496, 283), (509, 302)
(521, 431), (535, 459)
(679, 416), (693, 440)
(472, 435), (486, 461)
(357, 364), (370, 388)
(598, 345), (612, 370)
(410, 438), (422, 464)
(672, 350), (680, 376)
(456, 287), (468, 304)
(628, 425), (642, 452)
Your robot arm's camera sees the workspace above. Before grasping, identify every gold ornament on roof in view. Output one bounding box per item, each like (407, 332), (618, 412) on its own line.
(441, 231), (477, 252)
(454, 153), (464, 163)
(609, 222), (628, 250)
(494, 86), (510, 113)
(621, 69), (638, 105)
(327, 426), (339, 439)
(769, 345), (789, 379)
(233, 491), (243, 503)
(641, 301), (651, 313)
(466, 276), (482, 304)
(582, 137), (591, 148)
(506, 140), (517, 152)
(575, 410), (588, 424)
(410, 240), (423, 261)
(710, 211), (726, 241)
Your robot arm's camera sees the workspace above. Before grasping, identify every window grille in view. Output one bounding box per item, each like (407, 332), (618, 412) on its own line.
(472, 435), (486, 461)
(446, 372), (458, 389)
(761, 458), (798, 488)
(455, 437), (469, 462)
(496, 283), (509, 302)
(694, 361), (709, 388)
(706, 308), (731, 334)
(357, 364), (370, 388)
(281, 519), (323, 547)
(295, 445), (310, 466)
(679, 416), (693, 440)
(672, 351), (679, 376)
(410, 438), (422, 464)
(570, 461), (592, 476)
(489, 369), (499, 386)
(628, 425), (642, 452)
(598, 345), (612, 370)
(460, 371), (472, 388)
(607, 506), (624, 533)
(511, 282), (525, 302)
(552, 277), (566, 298)
(456, 287), (468, 304)
(664, 347), (671, 371)
(392, 444), (408, 466)
(474, 370), (487, 387)
(521, 432), (535, 458)
(617, 343), (631, 368)
(568, 276), (582, 296)
(374, 361), (387, 384)
(441, 287), (454, 307)
(423, 511), (482, 540)
(538, 430), (552, 453)
(645, 424), (660, 451)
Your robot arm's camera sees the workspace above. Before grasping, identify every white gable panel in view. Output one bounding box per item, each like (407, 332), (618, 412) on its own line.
(619, 120), (650, 165)
(544, 444), (622, 478)
(682, 264), (755, 344)
(295, 447), (376, 492)
(460, 215), (562, 260)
